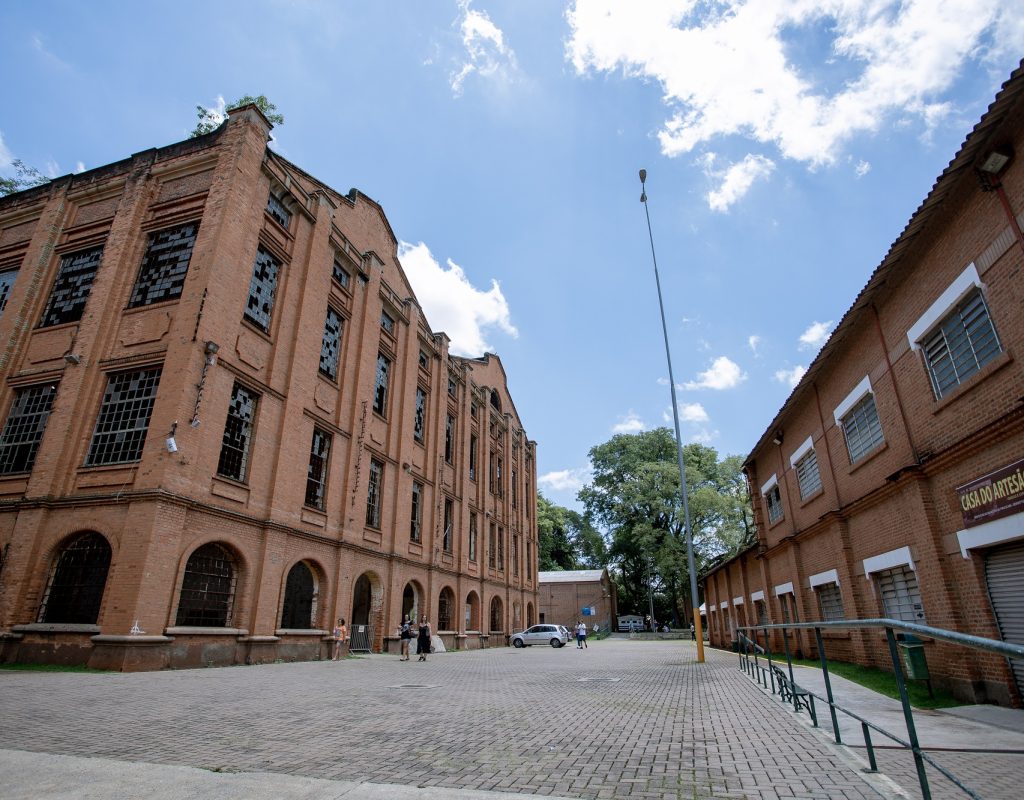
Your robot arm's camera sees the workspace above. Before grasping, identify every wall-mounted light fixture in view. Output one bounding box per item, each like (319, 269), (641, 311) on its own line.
(165, 421), (178, 454)
(772, 429), (784, 446)
(63, 353), (81, 365)
(204, 340), (220, 366)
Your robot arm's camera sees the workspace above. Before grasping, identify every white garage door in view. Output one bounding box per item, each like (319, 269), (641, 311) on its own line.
(984, 539), (1024, 696)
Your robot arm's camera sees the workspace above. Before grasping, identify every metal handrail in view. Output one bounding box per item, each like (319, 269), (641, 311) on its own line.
(736, 619), (1024, 800)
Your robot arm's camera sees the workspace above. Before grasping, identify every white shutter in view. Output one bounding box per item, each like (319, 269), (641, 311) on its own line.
(984, 540), (1024, 695)
(876, 566), (925, 623)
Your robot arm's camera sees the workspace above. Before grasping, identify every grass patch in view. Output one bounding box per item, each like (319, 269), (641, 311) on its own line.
(785, 657), (962, 709)
(0, 663), (111, 674)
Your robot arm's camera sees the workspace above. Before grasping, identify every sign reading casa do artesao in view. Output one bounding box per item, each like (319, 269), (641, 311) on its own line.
(956, 457), (1024, 529)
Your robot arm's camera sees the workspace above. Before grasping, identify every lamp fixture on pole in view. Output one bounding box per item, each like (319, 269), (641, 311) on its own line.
(638, 168), (705, 663)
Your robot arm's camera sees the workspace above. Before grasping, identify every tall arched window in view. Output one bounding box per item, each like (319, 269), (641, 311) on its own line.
(175, 543), (236, 627)
(465, 591), (480, 631)
(38, 532), (112, 624)
(280, 561), (316, 629)
(438, 587), (454, 630)
(489, 596), (503, 633)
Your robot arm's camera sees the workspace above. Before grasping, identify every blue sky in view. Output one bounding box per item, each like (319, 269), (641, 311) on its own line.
(2, 1), (1022, 510)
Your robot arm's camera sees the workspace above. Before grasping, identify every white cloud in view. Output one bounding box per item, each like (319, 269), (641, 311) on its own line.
(798, 320), (834, 351)
(0, 133), (12, 170)
(704, 153), (776, 212)
(567, 1), (1011, 170)
(774, 365), (807, 388)
(539, 465), (592, 492)
(450, 0), (518, 97)
(683, 356), (746, 390)
(689, 427), (720, 444)
(679, 402), (709, 423)
(75, 161), (86, 174)
(196, 95), (227, 129)
(855, 159), (871, 178)
(612, 411), (646, 434)
(398, 241), (518, 358)
(748, 334), (761, 356)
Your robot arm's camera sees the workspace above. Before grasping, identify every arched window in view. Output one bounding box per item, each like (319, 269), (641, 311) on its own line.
(175, 543), (236, 627)
(465, 591), (480, 631)
(280, 561), (316, 629)
(489, 389), (501, 412)
(438, 587), (454, 630)
(489, 596), (503, 633)
(38, 532), (111, 624)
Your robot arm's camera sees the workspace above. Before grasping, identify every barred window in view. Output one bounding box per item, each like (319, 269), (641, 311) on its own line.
(319, 307), (343, 380)
(39, 246), (104, 327)
(765, 485), (783, 524)
(497, 527), (504, 570)
(366, 458), (384, 528)
(469, 434), (477, 480)
(373, 353), (390, 416)
(795, 449), (822, 499)
(175, 543), (236, 627)
(921, 288), (1002, 399)
(86, 368), (162, 466)
(445, 414), (455, 464)
(266, 193), (291, 229)
(779, 592), (799, 624)
(488, 523), (496, 568)
(332, 259), (350, 289)
(0, 269), (17, 318)
(244, 246), (281, 332)
(304, 428), (331, 509)
(438, 587), (454, 630)
(841, 393), (884, 463)
(37, 532), (111, 625)
(512, 535), (519, 576)
(469, 513), (477, 561)
(512, 469), (517, 508)
(380, 310), (395, 334)
(410, 481), (423, 541)
(876, 565), (925, 624)
(443, 498), (453, 553)
(128, 223), (198, 308)
(217, 383), (258, 481)
(280, 561), (316, 629)
(816, 583), (844, 622)
(413, 388), (426, 443)
(0, 383), (58, 474)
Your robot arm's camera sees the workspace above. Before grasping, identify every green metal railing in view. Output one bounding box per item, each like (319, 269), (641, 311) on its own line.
(737, 619), (1024, 800)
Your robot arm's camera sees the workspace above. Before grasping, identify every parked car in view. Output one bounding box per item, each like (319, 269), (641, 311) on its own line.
(511, 624), (570, 648)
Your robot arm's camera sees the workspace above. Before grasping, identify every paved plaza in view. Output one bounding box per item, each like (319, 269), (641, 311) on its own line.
(1, 637), (1021, 799)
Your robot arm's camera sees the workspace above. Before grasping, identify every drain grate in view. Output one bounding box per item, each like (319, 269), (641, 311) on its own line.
(577, 677), (621, 683)
(387, 684), (437, 689)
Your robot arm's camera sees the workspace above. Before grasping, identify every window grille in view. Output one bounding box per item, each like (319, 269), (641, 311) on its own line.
(0, 269), (17, 317)
(332, 259), (350, 289)
(304, 428), (331, 509)
(816, 583), (844, 621)
(443, 498), (453, 553)
(448, 377), (457, 397)
(86, 368), (162, 466)
(127, 223), (198, 308)
(779, 592), (799, 623)
(244, 247), (281, 332)
(921, 288), (1002, 399)
(469, 434), (477, 480)
(512, 536), (519, 576)
(266, 193), (291, 229)
(841, 393), (884, 463)
(373, 354), (390, 416)
(413, 389), (426, 443)
(497, 527), (504, 570)
(280, 561), (316, 629)
(469, 514), (477, 561)
(39, 246), (103, 327)
(175, 543), (236, 627)
(217, 383), (258, 481)
(410, 481), (423, 541)
(490, 598), (502, 632)
(319, 307), (343, 380)
(876, 565), (925, 623)
(439, 589), (453, 630)
(380, 310), (394, 333)
(765, 485), (784, 524)
(445, 415), (454, 464)
(37, 533), (111, 624)
(488, 523), (497, 568)
(366, 458), (383, 528)
(795, 449), (822, 499)
(755, 600), (768, 627)
(0, 383), (58, 474)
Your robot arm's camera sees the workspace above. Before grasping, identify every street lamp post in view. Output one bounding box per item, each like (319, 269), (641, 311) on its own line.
(638, 169), (705, 662)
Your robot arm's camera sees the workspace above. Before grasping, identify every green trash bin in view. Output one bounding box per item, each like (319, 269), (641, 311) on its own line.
(897, 636), (933, 697)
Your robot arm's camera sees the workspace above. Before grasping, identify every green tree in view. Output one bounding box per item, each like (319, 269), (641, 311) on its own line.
(0, 160), (48, 197)
(578, 429), (753, 626)
(536, 493), (607, 571)
(190, 95), (285, 138)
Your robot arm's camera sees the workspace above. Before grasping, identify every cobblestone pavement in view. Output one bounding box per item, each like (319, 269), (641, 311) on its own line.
(1, 638), (1012, 799)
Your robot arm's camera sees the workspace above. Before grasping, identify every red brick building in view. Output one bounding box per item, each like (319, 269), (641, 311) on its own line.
(0, 105), (538, 670)
(537, 569), (618, 633)
(702, 63), (1024, 706)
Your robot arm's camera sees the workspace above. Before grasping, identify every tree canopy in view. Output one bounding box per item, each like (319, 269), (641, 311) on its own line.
(0, 160), (48, 197)
(577, 428), (753, 625)
(537, 493), (606, 571)
(190, 95), (285, 138)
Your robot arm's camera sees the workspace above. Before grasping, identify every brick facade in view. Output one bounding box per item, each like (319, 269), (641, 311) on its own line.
(702, 63), (1024, 706)
(0, 105), (538, 670)
(537, 569), (618, 634)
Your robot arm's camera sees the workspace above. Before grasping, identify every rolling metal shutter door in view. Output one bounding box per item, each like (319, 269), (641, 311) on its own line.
(984, 540), (1024, 695)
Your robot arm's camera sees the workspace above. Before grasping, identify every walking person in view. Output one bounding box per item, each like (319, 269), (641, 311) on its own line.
(576, 620), (587, 649)
(399, 616), (413, 661)
(416, 615), (432, 662)
(331, 618), (347, 661)
(690, 622), (696, 641)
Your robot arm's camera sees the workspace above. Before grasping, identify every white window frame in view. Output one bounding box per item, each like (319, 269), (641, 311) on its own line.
(808, 569), (839, 588)
(833, 376), (872, 424)
(906, 263), (983, 350)
(862, 546), (915, 577)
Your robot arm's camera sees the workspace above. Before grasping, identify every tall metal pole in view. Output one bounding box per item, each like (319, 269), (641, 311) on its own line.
(639, 169), (705, 662)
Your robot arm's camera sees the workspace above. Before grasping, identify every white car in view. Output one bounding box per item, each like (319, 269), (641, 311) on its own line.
(511, 624), (570, 648)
